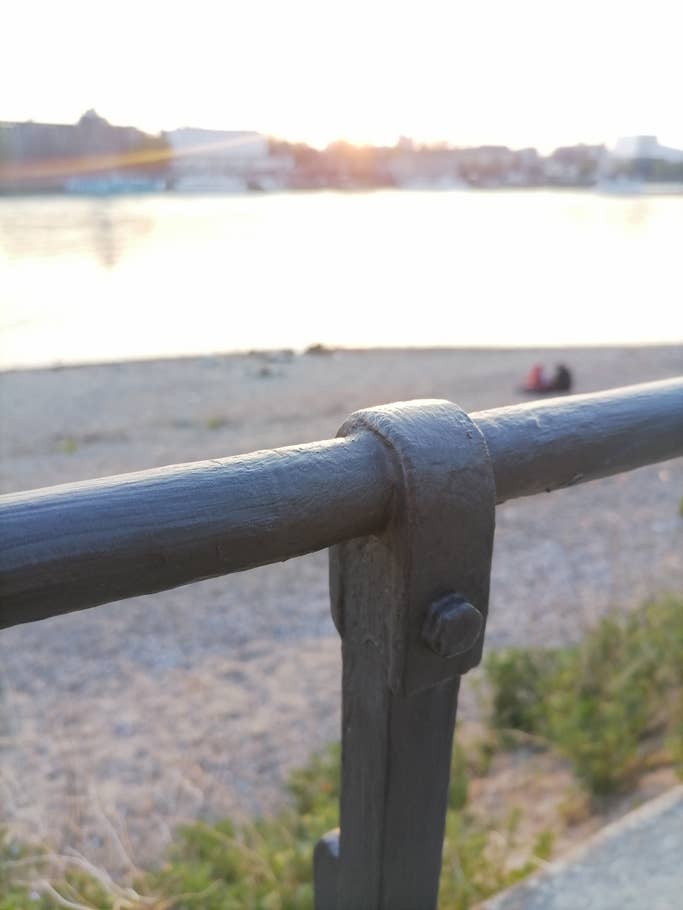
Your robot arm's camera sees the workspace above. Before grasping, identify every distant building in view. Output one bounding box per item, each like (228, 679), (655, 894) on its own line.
(163, 128), (267, 169)
(0, 110), (168, 193)
(604, 136), (683, 183)
(545, 144), (605, 186)
(162, 128), (292, 190)
(455, 146), (527, 187)
(611, 136), (683, 164)
(163, 127), (268, 188)
(385, 145), (462, 188)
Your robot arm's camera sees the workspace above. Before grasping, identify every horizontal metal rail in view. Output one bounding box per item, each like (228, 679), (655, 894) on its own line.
(1, 378), (681, 630)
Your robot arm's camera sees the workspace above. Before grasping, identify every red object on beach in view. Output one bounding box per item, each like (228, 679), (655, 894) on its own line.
(521, 363), (574, 395)
(524, 363), (547, 392)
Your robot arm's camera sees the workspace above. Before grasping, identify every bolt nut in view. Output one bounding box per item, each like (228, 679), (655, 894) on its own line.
(422, 594), (483, 659)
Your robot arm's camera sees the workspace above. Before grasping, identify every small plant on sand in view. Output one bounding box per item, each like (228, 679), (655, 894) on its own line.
(57, 435), (79, 454)
(5, 596), (680, 908)
(485, 595), (683, 795)
(3, 743), (548, 910)
(205, 415), (229, 430)
(146, 741), (548, 910)
(0, 829), (158, 909)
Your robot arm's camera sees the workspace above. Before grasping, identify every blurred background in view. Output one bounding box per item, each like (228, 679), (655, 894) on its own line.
(1, 2), (682, 907)
(2, 0), (683, 367)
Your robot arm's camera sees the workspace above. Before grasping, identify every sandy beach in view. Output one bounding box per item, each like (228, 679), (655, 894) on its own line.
(1, 345), (682, 872)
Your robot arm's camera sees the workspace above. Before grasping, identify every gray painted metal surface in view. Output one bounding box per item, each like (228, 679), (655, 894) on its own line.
(322, 400), (496, 909)
(473, 377), (683, 502)
(1, 378), (682, 629)
(1, 378), (682, 910)
(0, 434), (393, 628)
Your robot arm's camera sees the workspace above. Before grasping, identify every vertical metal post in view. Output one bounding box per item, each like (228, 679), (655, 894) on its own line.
(314, 400), (496, 910)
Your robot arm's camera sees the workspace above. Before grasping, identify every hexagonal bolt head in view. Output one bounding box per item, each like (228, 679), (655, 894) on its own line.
(422, 594), (483, 659)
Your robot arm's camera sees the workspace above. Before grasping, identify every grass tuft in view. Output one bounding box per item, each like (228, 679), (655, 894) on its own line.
(3, 596), (680, 907)
(485, 595), (683, 795)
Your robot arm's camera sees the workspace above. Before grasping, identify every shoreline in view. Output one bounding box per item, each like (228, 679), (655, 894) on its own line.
(3, 181), (683, 201)
(2, 340), (682, 377)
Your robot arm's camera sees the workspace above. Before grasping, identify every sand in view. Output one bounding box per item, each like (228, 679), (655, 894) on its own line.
(0, 345), (682, 873)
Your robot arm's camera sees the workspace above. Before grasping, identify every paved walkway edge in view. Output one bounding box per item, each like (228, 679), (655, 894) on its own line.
(478, 785), (683, 910)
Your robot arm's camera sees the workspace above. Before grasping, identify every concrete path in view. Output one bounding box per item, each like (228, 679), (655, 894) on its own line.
(480, 785), (683, 910)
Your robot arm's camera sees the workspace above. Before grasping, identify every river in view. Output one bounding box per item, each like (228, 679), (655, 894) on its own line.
(1, 189), (681, 369)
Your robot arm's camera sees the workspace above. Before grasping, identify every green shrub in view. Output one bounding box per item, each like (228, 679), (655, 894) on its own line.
(485, 595), (683, 795)
(485, 648), (555, 736)
(145, 746), (341, 909)
(149, 739), (545, 910)
(2, 739), (546, 909)
(439, 807), (553, 910)
(0, 832), (50, 910)
(8, 597), (680, 907)
(448, 740), (469, 810)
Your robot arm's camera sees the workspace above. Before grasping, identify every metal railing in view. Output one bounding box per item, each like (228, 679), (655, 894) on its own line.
(1, 377), (682, 908)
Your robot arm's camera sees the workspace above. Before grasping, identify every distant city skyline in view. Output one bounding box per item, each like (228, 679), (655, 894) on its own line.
(4, 0), (683, 152)
(7, 109), (681, 158)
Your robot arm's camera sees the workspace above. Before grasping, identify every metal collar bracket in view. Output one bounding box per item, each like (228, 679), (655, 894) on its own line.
(330, 399), (496, 696)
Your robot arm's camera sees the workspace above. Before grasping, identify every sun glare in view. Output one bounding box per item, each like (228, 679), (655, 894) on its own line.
(3, 0), (682, 150)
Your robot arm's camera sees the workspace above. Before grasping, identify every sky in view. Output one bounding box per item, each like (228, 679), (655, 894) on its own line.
(3, 0), (683, 151)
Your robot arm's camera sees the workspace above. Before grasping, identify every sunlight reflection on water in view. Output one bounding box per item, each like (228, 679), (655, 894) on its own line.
(1, 189), (681, 368)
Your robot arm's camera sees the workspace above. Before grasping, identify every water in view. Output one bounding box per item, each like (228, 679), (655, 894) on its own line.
(1, 190), (681, 369)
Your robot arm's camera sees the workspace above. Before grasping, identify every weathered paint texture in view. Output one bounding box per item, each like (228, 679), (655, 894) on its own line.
(0, 434), (393, 628)
(473, 377), (683, 502)
(0, 378), (681, 629)
(322, 400), (496, 909)
(0, 380), (681, 909)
